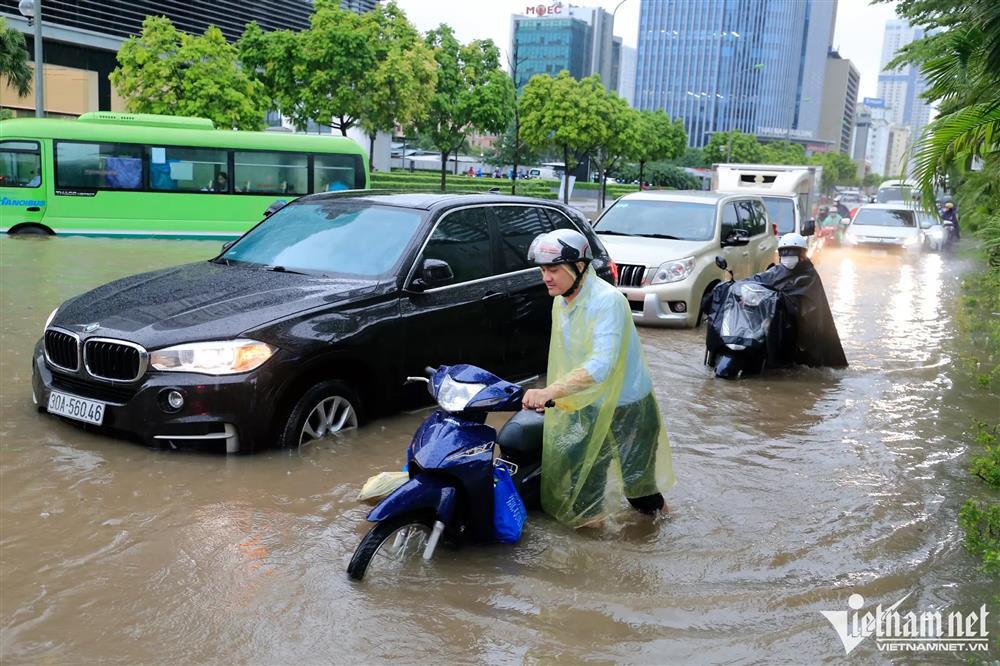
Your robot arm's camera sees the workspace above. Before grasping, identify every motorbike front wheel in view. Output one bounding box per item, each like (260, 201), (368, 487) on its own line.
(347, 513), (434, 581)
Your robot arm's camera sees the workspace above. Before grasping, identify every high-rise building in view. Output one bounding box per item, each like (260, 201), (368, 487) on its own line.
(0, 0), (373, 117)
(875, 19), (935, 174)
(818, 51), (860, 153)
(633, 0), (837, 147)
(510, 4), (619, 91)
(617, 44), (637, 106)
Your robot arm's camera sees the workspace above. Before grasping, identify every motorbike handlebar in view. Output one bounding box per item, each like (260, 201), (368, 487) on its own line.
(424, 366), (436, 376)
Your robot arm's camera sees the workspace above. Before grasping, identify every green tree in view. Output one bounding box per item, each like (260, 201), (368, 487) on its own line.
(357, 2), (437, 171)
(703, 130), (764, 164)
(111, 16), (266, 130)
(808, 151), (859, 190)
(482, 122), (541, 170)
(632, 110), (687, 187)
(520, 71), (608, 203)
(0, 17), (31, 99)
(416, 26), (514, 191)
(676, 147), (710, 168)
(759, 140), (807, 165)
(862, 172), (884, 189)
(592, 93), (642, 209)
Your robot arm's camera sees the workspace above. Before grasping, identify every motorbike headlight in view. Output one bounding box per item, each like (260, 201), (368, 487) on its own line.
(436, 376), (486, 412)
(149, 339), (277, 375)
(650, 257), (696, 285)
(44, 307), (58, 331)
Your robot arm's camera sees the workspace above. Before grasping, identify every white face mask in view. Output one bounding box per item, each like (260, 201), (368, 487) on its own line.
(779, 255), (799, 269)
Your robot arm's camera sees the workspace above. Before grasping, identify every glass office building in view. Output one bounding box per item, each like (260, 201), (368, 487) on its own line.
(512, 17), (591, 89)
(634, 0), (836, 147)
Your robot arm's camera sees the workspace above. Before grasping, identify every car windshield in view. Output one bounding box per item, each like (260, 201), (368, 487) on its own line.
(762, 197), (795, 234)
(220, 201), (424, 277)
(594, 200), (716, 241)
(876, 187), (918, 203)
(852, 208), (916, 227)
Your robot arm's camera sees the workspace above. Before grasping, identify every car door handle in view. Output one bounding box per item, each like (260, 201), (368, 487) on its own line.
(741, 251), (750, 257)
(758, 243), (770, 251)
(481, 292), (503, 302)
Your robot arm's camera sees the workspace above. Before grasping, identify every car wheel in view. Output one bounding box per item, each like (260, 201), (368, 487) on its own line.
(278, 380), (360, 449)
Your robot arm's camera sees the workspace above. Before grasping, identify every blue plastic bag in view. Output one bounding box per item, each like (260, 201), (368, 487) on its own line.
(493, 461), (527, 543)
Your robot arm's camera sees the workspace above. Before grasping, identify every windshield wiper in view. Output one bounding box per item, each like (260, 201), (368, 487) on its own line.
(635, 233), (682, 240)
(264, 265), (305, 275)
(595, 230), (634, 236)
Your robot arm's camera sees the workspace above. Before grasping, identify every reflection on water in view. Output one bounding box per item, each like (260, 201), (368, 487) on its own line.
(1, 238), (998, 663)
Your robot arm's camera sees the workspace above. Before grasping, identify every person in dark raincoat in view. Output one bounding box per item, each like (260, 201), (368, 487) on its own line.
(751, 233), (848, 368)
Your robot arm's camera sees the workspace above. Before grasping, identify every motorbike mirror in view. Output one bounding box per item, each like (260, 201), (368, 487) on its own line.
(714, 256), (728, 271)
(801, 219), (816, 236)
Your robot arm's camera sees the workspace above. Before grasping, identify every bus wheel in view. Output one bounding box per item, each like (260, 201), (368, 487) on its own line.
(9, 224), (52, 236)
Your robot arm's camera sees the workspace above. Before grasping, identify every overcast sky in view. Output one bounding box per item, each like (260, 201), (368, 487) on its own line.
(394, 0), (900, 101)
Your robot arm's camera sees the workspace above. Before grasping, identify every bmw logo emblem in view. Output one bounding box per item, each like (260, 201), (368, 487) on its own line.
(83, 322), (100, 333)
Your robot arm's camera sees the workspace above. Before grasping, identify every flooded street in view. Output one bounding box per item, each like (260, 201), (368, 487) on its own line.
(1, 236), (997, 664)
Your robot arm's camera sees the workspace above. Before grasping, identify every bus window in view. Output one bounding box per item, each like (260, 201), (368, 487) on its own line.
(0, 141), (42, 188)
(234, 151), (308, 195)
(56, 141), (143, 190)
(149, 146), (228, 192)
(315, 154), (363, 192)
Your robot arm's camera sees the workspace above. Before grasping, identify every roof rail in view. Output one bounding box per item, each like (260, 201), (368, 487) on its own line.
(77, 112), (215, 130)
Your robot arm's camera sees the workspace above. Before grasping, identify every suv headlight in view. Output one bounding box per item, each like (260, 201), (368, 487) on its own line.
(44, 307), (58, 331)
(650, 257), (695, 285)
(150, 339), (277, 375)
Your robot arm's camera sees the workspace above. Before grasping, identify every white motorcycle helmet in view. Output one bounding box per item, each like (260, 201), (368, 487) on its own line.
(777, 233), (808, 269)
(527, 229), (593, 297)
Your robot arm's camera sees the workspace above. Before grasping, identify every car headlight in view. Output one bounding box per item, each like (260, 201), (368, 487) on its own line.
(903, 235), (921, 247)
(436, 376), (486, 412)
(650, 257), (696, 285)
(149, 339), (277, 375)
(843, 230), (857, 245)
(44, 307), (58, 331)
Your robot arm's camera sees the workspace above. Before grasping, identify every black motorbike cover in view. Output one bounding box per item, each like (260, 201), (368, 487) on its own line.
(748, 259), (848, 368)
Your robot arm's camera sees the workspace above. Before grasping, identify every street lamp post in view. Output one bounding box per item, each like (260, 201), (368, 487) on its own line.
(17, 0), (44, 117)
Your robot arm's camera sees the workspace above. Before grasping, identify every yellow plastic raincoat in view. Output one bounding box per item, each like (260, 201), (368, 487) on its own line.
(541, 265), (675, 526)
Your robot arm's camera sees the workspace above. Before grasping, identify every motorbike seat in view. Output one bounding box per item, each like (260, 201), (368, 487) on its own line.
(497, 410), (544, 458)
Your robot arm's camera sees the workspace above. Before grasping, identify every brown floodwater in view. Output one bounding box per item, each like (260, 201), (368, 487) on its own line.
(1, 236), (997, 664)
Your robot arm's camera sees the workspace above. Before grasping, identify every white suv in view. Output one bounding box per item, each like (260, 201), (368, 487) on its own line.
(594, 191), (777, 327)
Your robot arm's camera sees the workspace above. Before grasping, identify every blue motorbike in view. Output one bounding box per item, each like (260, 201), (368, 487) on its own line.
(347, 364), (546, 581)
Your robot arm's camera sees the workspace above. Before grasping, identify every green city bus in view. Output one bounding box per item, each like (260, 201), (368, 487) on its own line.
(0, 112), (369, 238)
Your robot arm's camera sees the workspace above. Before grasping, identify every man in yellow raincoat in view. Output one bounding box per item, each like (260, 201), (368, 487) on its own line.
(522, 229), (675, 527)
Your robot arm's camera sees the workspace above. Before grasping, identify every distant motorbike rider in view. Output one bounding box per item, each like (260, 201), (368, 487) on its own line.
(816, 204), (845, 245)
(751, 233), (848, 368)
(522, 229), (675, 527)
(834, 197), (850, 219)
(940, 201), (960, 239)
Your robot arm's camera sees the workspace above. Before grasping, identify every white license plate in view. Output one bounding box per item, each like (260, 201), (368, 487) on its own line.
(47, 390), (105, 425)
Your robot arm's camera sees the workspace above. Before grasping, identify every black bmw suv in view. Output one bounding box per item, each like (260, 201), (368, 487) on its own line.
(32, 193), (614, 453)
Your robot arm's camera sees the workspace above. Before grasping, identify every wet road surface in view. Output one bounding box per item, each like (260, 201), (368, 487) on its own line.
(1, 236), (997, 664)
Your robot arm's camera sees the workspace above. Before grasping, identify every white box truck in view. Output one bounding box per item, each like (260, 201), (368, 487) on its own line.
(711, 164), (822, 237)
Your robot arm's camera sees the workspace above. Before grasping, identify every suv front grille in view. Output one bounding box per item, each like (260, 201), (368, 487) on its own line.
(50, 373), (138, 404)
(617, 264), (646, 288)
(83, 339), (146, 381)
(44, 329), (79, 371)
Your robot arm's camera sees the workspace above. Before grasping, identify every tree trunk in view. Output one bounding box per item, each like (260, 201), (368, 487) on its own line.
(639, 160), (646, 190)
(600, 167), (607, 211)
(368, 133), (376, 172)
(440, 150), (448, 192)
(562, 145), (570, 204)
(339, 117), (349, 137)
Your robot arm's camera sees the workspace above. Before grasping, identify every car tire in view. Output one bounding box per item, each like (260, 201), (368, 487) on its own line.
(278, 380), (361, 449)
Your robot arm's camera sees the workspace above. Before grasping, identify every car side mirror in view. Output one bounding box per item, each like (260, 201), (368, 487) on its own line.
(721, 229), (750, 246)
(714, 256), (728, 270)
(410, 258), (454, 291)
(221, 240), (236, 252)
(801, 219), (816, 236)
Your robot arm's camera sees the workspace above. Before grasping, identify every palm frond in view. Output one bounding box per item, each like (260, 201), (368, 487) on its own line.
(910, 103), (1000, 204)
